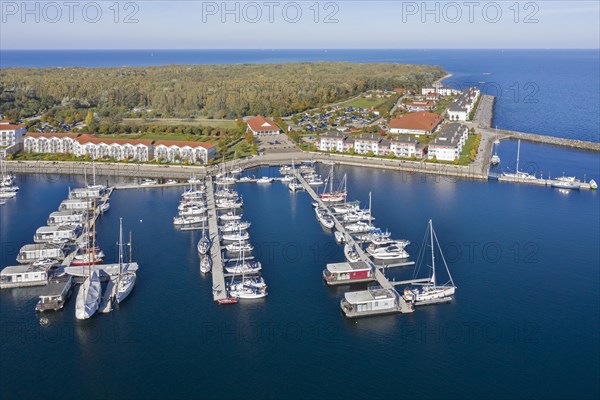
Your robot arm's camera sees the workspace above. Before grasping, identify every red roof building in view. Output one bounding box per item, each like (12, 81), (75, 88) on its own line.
(388, 112), (444, 135)
(246, 115), (281, 135)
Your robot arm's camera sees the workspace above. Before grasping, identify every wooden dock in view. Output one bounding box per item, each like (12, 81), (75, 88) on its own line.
(205, 177), (227, 301)
(294, 172), (414, 314)
(61, 188), (113, 267)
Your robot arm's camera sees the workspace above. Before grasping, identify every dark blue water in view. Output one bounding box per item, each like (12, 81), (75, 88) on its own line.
(1, 166), (599, 399)
(1, 49), (599, 142)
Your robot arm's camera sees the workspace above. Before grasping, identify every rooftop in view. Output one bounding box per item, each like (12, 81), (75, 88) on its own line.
(327, 261), (371, 273)
(1, 265), (48, 275)
(246, 115), (281, 132)
(344, 288), (396, 304)
(389, 112), (444, 132)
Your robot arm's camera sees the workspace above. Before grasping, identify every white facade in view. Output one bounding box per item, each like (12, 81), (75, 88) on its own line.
(427, 123), (469, 161)
(24, 135), (78, 154)
(316, 134), (352, 153)
(390, 140), (419, 158)
(0, 122), (26, 148)
(154, 143), (214, 164)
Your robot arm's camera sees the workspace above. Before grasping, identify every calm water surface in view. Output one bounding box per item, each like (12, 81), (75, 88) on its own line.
(1, 161), (598, 399)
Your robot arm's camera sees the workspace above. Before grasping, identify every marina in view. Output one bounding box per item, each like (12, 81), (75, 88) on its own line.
(205, 177), (227, 302)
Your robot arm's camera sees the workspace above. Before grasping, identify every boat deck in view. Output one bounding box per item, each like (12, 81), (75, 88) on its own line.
(206, 177), (227, 301)
(35, 276), (72, 311)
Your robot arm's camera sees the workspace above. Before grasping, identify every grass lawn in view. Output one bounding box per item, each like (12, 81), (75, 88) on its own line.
(458, 134), (479, 165)
(433, 95), (457, 115)
(340, 97), (387, 109)
(122, 118), (238, 130)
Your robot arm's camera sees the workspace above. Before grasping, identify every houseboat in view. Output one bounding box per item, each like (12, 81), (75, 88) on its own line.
(1, 265), (49, 289)
(323, 261), (375, 285)
(35, 275), (73, 311)
(59, 198), (94, 211)
(17, 243), (67, 264)
(34, 225), (81, 243)
(47, 210), (87, 226)
(69, 186), (107, 199)
(340, 288), (401, 318)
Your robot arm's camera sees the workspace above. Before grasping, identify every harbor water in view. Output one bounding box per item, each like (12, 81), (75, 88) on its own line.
(1, 163), (598, 399)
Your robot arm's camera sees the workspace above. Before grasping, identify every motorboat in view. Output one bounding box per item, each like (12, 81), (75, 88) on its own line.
(220, 221), (251, 233)
(219, 212), (242, 222)
(225, 242), (254, 253)
(367, 243), (409, 260)
(256, 177), (274, 184)
(173, 215), (207, 226)
(140, 179), (158, 186)
(222, 231), (250, 242)
(344, 244), (361, 263)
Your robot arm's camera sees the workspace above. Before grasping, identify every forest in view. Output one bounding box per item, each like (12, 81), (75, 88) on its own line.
(0, 62), (445, 122)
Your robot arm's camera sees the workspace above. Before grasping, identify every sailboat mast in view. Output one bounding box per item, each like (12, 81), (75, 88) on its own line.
(516, 140), (521, 174)
(129, 231), (133, 264)
(429, 219), (436, 286)
(119, 217), (124, 274)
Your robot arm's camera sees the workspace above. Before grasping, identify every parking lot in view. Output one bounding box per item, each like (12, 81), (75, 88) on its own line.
(255, 134), (298, 154)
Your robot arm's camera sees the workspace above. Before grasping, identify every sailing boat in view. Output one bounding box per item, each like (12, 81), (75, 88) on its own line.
(490, 127), (501, 165)
(502, 140), (536, 180)
(320, 167), (347, 203)
(197, 219), (211, 255)
(402, 220), (456, 305)
(75, 198), (102, 320)
(0, 157), (16, 188)
(228, 245), (267, 299)
(288, 160), (303, 191)
(115, 222), (136, 304)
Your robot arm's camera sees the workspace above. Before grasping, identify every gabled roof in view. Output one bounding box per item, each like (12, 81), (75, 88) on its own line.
(0, 122), (25, 130)
(389, 112), (444, 132)
(246, 115), (280, 132)
(24, 132), (80, 139)
(77, 134), (154, 146)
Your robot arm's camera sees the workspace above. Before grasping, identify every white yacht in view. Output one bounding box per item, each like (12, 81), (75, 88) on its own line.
(320, 168), (347, 203)
(315, 208), (335, 229)
(0, 188), (17, 199)
(345, 221), (376, 233)
(225, 260), (262, 274)
(367, 244), (409, 260)
(551, 175), (581, 190)
(197, 220), (211, 255)
(288, 181), (304, 192)
(200, 256), (212, 274)
(256, 177), (274, 184)
(140, 178), (158, 186)
(344, 244), (361, 263)
(219, 212), (242, 222)
(402, 220), (456, 305)
(306, 174), (324, 186)
(280, 175), (294, 183)
(173, 215), (206, 226)
(115, 226), (136, 304)
(178, 206), (207, 216)
(332, 201), (360, 214)
(179, 200), (206, 211)
(334, 231), (345, 244)
(222, 231), (250, 242)
(220, 221), (251, 233)
(75, 270), (102, 320)
(216, 198), (243, 209)
(502, 140), (537, 180)
(225, 242), (254, 253)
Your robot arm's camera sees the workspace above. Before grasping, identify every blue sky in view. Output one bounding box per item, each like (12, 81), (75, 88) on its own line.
(1, 1), (598, 49)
